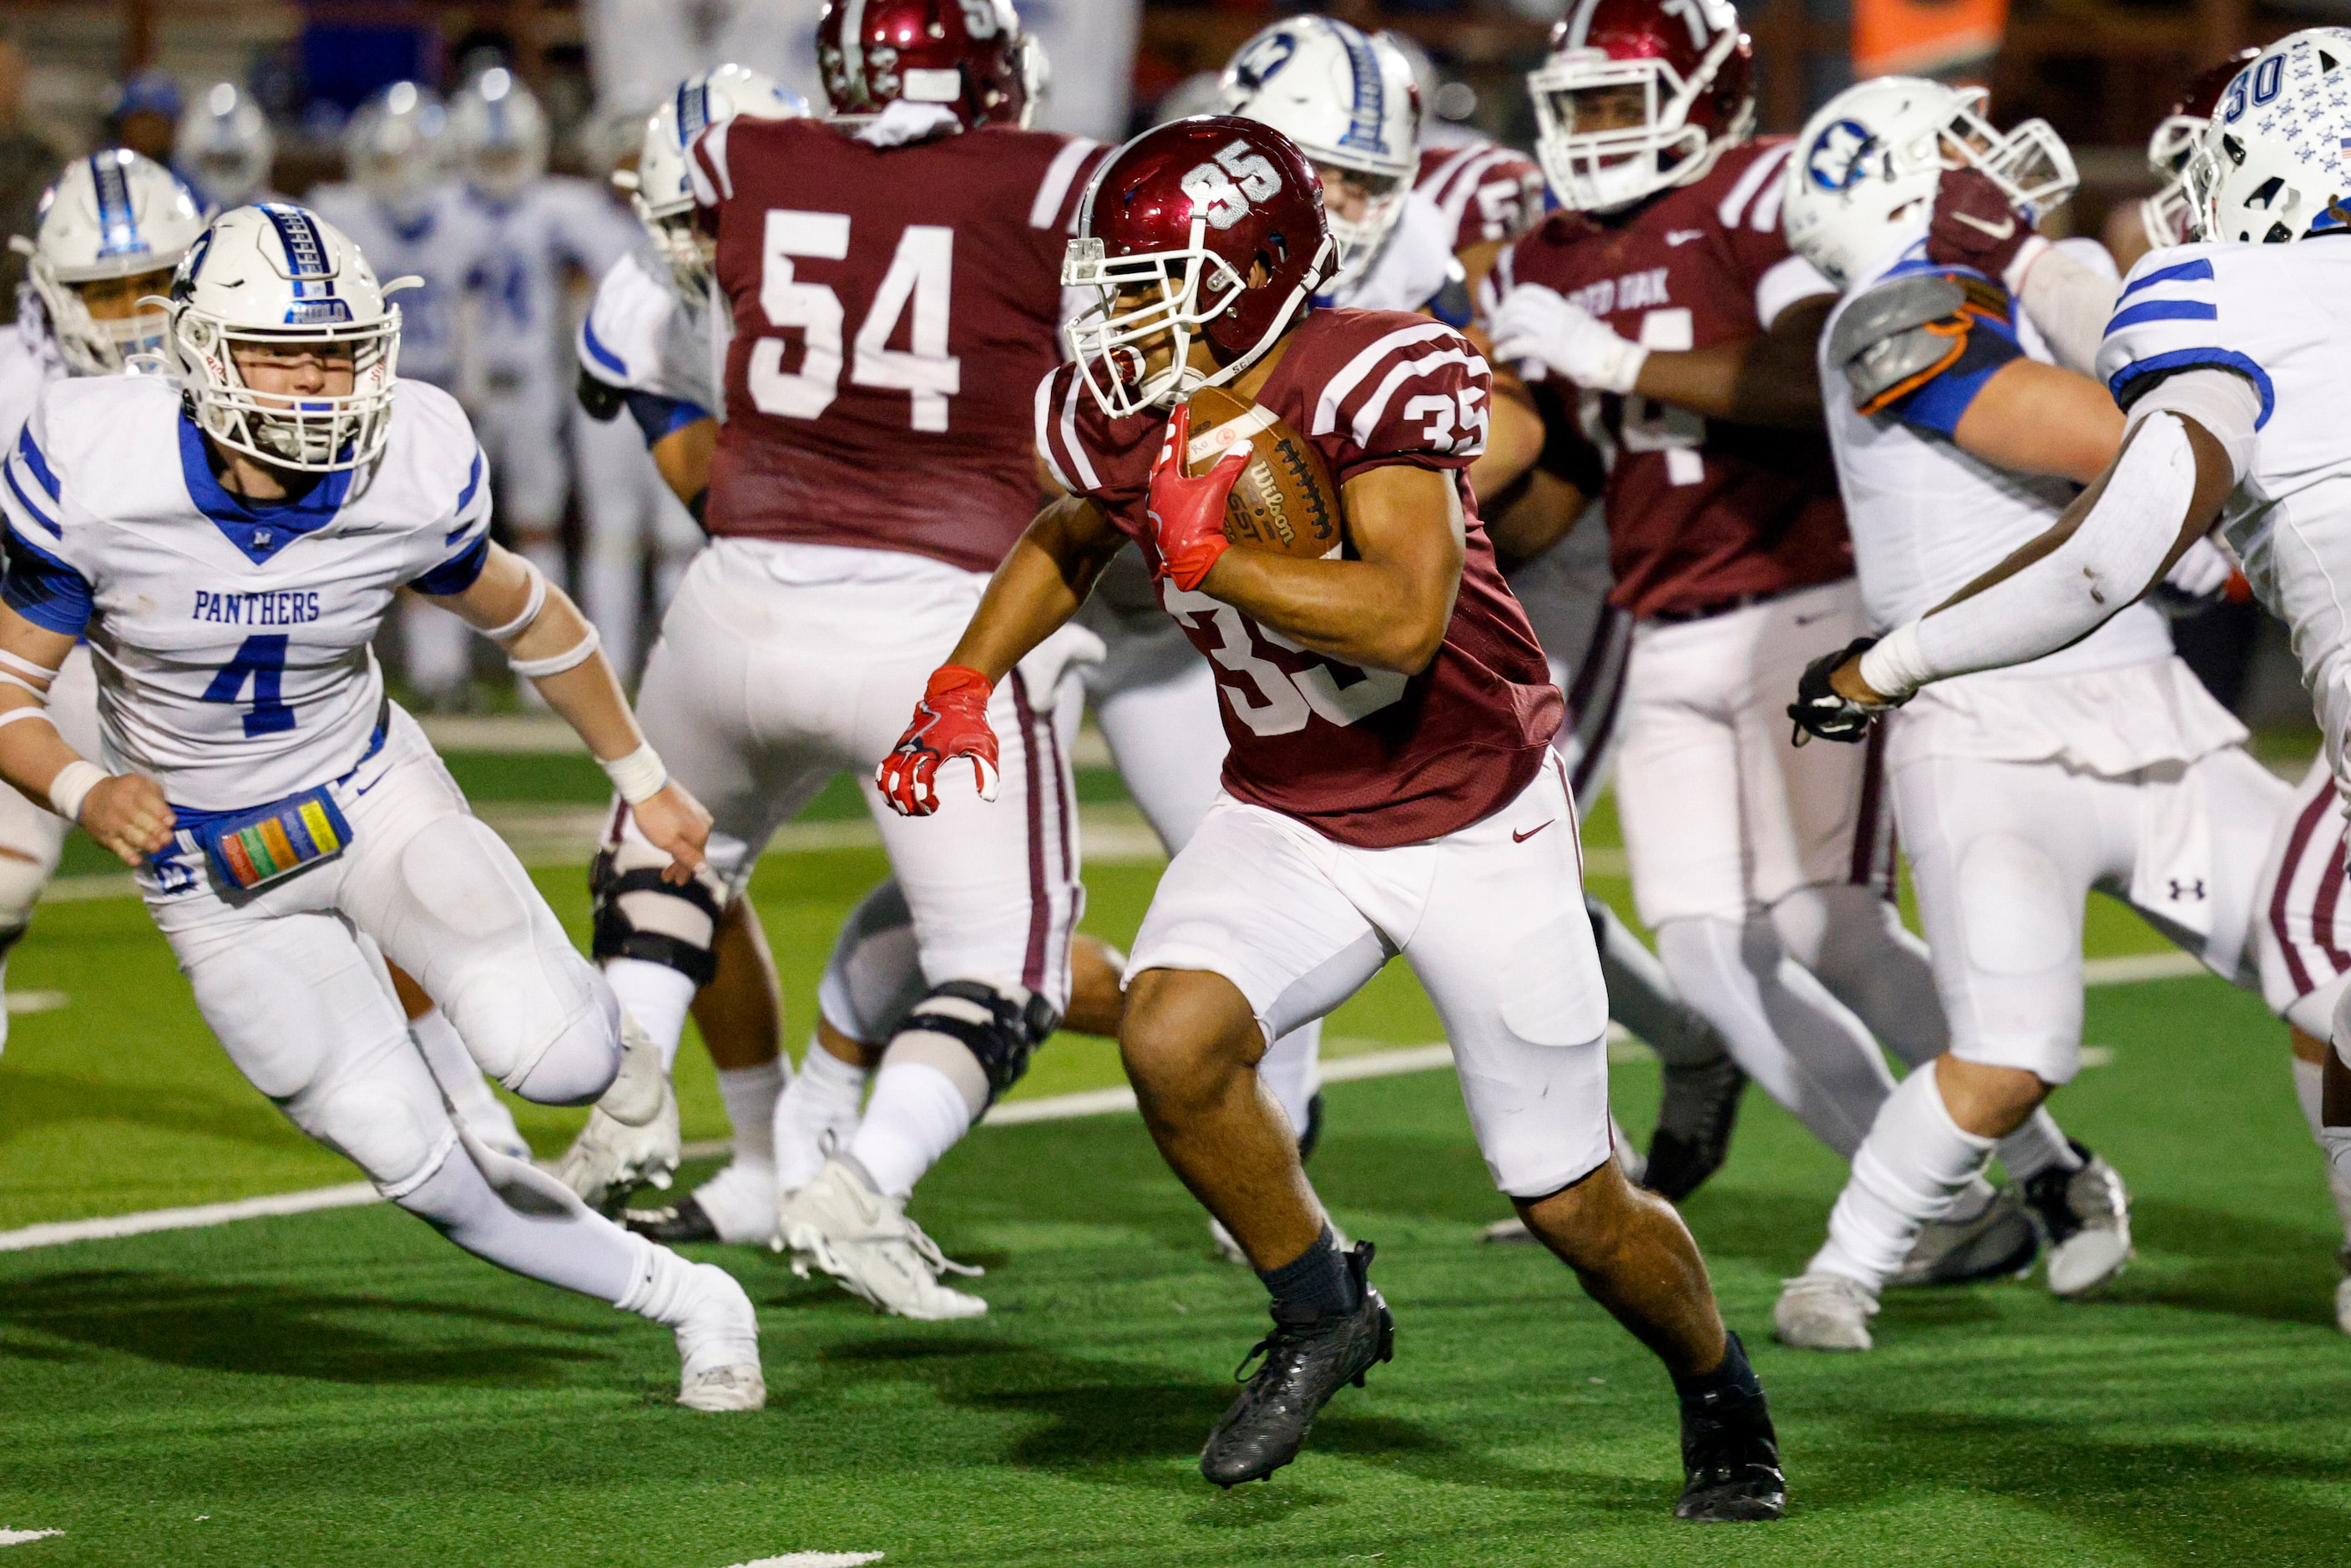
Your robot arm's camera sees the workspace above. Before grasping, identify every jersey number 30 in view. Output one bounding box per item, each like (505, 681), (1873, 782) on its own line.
(749, 210), (960, 432)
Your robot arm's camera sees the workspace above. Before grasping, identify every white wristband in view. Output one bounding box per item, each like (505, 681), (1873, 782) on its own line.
(1595, 338), (1650, 396)
(46, 759), (109, 824)
(508, 625), (601, 680)
(1857, 624), (1932, 703)
(599, 741), (669, 806)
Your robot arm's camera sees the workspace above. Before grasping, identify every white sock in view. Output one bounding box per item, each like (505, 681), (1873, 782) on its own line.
(1256, 1019), (1322, 1138)
(775, 1041), (868, 1193)
(1995, 1107), (2081, 1183)
(2292, 1056), (2351, 1242)
(847, 1060), (973, 1200)
(614, 1231), (697, 1321)
(716, 1060), (785, 1171)
(1772, 883), (1950, 1070)
(604, 958), (698, 1074)
(1810, 1063), (1996, 1292)
(409, 1006), (524, 1148)
(401, 1131), (648, 1302)
(1655, 915), (1895, 1160)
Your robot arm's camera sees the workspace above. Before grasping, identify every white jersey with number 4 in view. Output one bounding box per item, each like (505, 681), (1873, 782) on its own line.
(0, 375), (492, 811)
(2099, 241), (2351, 774)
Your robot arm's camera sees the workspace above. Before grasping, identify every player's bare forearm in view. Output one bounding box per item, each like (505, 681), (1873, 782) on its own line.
(441, 544), (645, 763)
(1469, 374), (1545, 503)
(948, 494), (1125, 681)
(0, 604), (171, 858)
(1634, 297), (1830, 428)
(650, 417), (717, 508)
(1201, 465), (1465, 675)
(1483, 467), (1590, 573)
(1950, 359), (2126, 484)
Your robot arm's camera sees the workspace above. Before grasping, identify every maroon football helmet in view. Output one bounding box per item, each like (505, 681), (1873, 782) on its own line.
(1063, 115), (1333, 418)
(2142, 47), (2261, 245)
(1527, 0), (1755, 213)
(816, 0), (1026, 129)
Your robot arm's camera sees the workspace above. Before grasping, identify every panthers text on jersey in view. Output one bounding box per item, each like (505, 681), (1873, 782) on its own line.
(0, 376), (491, 811)
(1825, 239), (2172, 679)
(1494, 138), (1851, 620)
(1038, 307), (1562, 849)
(690, 114), (1110, 574)
(577, 247), (727, 443)
(2099, 240), (2351, 772)
(1417, 130), (1547, 253)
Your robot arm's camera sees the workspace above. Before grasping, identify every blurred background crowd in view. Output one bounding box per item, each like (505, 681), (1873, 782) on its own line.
(0, 0), (2342, 715)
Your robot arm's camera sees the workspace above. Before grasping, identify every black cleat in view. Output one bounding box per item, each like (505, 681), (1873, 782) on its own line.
(1676, 1358), (1786, 1522)
(1295, 1090), (1327, 1164)
(1645, 1056), (1747, 1203)
(1201, 1242), (1393, 1487)
(623, 1194), (720, 1244)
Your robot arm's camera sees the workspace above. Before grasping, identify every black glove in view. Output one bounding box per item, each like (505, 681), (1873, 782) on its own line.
(1787, 636), (1905, 746)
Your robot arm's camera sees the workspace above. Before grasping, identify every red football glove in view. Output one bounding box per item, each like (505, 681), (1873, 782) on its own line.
(1146, 402), (1247, 592)
(1925, 167), (2044, 285)
(876, 665), (999, 817)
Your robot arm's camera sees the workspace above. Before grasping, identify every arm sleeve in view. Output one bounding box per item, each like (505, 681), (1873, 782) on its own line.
(2015, 241), (2122, 377)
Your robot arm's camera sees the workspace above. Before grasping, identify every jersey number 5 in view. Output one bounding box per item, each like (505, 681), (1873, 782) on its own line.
(749, 210), (960, 432)
(203, 634), (295, 738)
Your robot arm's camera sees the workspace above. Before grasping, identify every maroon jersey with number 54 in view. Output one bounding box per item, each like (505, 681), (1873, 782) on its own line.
(1039, 309), (1563, 849)
(1494, 138), (1851, 620)
(690, 115), (1110, 573)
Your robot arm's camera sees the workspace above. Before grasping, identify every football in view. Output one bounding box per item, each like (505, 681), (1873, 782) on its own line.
(1182, 385), (1345, 559)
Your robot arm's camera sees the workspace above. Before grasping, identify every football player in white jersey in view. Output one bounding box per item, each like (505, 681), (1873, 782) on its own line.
(0, 151), (199, 1049)
(172, 83), (281, 215)
(443, 68), (640, 598)
(0, 203), (763, 1408)
(1773, 73), (2315, 1349)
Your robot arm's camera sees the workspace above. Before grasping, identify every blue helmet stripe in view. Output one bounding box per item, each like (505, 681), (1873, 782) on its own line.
(1328, 21), (1388, 158)
(676, 79), (710, 141)
(88, 154), (147, 259)
(256, 204), (352, 325)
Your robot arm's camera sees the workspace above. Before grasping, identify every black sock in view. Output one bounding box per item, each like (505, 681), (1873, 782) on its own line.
(1256, 1224), (1358, 1318)
(1672, 1329), (1762, 1405)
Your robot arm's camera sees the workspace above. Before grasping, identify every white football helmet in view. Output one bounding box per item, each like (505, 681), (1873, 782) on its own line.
(448, 68), (549, 201)
(2186, 28), (2351, 245)
(1017, 33), (1050, 129)
(11, 150), (205, 377)
(2141, 49), (2257, 249)
(167, 205), (408, 473)
(1782, 76), (2078, 288)
(1219, 17), (1419, 291)
(629, 66), (806, 296)
(174, 82), (276, 213)
(345, 82), (447, 218)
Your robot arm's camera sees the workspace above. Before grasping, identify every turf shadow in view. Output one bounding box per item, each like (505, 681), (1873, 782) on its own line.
(2107, 1198), (2343, 1328)
(0, 1066), (314, 1156)
(0, 1269), (614, 1384)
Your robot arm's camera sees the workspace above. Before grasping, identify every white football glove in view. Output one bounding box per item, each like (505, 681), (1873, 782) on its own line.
(2161, 534), (2234, 601)
(1487, 283), (1649, 395)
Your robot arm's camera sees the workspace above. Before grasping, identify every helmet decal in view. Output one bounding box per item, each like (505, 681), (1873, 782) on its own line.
(676, 78), (711, 140)
(1806, 120), (1878, 190)
(89, 155), (145, 259)
(1229, 29), (1298, 93)
(1330, 22), (1392, 158)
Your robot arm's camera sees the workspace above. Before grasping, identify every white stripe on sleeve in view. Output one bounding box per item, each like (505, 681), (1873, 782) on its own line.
(1312, 322), (1464, 437)
(1029, 138), (1100, 230)
(1058, 371), (1103, 493)
(1350, 349), (1485, 450)
(1716, 143), (1789, 231)
(1034, 372), (1075, 493)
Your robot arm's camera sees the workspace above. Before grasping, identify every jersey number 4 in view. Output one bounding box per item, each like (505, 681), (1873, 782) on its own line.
(203, 634), (296, 738)
(749, 210), (959, 432)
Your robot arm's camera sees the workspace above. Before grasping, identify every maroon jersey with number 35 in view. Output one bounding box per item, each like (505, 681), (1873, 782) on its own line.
(1039, 309), (1562, 849)
(690, 115), (1110, 573)
(1494, 138), (1852, 620)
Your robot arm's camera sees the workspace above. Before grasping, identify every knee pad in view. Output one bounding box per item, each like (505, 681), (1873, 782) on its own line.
(0, 850), (49, 948)
(590, 840), (726, 987)
(502, 974), (623, 1105)
(306, 1078), (457, 1199)
(888, 979), (1058, 1108)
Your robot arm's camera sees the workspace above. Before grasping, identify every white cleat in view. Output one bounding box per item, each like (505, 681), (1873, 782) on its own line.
(778, 1158), (987, 1320)
(1774, 1271), (1880, 1351)
(2023, 1143), (2133, 1298)
(668, 1262), (766, 1411)
(554, 1016), (681, 1214)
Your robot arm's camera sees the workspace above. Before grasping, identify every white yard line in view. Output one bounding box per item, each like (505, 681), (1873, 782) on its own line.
(0, 1530), (62, 1546)
(0, 953), (2217, 1253)
(727, 1554), (883, 1568)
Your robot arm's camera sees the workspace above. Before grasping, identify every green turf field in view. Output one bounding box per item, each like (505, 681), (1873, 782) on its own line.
(0, 756), (2345, 1565)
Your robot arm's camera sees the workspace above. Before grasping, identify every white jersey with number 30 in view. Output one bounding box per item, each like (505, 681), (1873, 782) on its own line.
(0, 375), (493, 811)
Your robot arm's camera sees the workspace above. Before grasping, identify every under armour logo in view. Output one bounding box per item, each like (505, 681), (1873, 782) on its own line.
(2169, 878), (2207, 901)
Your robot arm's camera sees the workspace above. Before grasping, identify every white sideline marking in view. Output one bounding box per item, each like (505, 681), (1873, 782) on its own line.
(0, 954), (2216, 1254)
(4, 991), (63, 1015)
(726, 1555), (882, 1568)
(0, 1528), (62, 1545)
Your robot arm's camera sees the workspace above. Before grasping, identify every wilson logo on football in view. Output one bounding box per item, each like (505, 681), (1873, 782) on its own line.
(1182, 141), (1285, 230)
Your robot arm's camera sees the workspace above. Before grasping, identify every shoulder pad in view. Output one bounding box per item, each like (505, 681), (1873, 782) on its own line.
(1829, 274), (1972, 412)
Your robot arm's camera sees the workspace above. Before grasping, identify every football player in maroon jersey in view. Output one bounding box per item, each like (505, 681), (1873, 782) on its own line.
(1476, 0), (2046, 1282)
(573, 0), (1123, 1321)
(879, 115), (1784, 1519)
